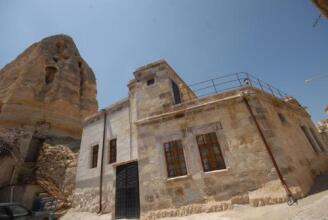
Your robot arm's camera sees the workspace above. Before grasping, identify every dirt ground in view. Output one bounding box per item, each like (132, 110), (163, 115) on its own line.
(62, 172), (328, 220)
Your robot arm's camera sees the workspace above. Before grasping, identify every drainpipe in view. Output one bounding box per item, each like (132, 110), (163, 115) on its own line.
(241, 91), (296, 205)
(128, 98), (133, 160)
(98, 109), (107, 214)
(10, 185), (15, 202)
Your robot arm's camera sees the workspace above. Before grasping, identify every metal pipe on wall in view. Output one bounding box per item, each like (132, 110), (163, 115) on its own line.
(10, 185), (15, 202)
(98, 109), (107, 214)
(241, 92), (296, 205)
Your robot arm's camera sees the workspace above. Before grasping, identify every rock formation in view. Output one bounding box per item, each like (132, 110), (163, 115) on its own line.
(312, 0), (328, 19)
(0, 34), (98, 214)
(0, 34), (98, 138)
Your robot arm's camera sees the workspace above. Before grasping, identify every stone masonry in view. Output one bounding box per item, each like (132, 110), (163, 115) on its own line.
(74, 60), (328, 219)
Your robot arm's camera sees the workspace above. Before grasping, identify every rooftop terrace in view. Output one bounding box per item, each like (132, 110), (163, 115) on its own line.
(188, 72), (289, 100)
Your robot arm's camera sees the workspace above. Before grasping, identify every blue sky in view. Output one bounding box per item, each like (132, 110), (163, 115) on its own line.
(1, 0), (327, 121)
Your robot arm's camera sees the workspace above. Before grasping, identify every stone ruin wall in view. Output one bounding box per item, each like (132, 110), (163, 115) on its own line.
(36, 142), (78, 210)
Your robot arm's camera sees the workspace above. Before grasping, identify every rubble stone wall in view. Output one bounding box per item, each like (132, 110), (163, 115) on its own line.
(0, 127), (34, 187)
(36, 142), (78, 205)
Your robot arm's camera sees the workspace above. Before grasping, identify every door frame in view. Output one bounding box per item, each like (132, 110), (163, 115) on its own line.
(114, 161), (140, 219)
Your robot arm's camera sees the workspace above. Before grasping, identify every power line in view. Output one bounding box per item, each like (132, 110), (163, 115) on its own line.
(313, 14), (322, 28)
(305, 74), (328, 84)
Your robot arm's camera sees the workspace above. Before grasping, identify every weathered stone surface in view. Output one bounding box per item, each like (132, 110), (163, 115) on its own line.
(0, 34), (98, 138)
(74, 59), (328, 219)
(36, 143), (77, 207)
(0, 35), (98, 213)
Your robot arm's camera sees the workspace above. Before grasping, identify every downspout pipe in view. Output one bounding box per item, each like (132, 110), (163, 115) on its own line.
(241, 91), (297, 205)
(128, 98), (133, 160)
(10, 185), (15, 202)
(98, 109), (107, 214)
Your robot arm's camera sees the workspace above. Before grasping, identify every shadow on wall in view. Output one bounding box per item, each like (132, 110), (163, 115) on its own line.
(308, 171), (328, 196)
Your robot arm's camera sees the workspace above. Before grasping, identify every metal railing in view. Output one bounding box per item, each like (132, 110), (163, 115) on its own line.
(189, 72), (289, 99)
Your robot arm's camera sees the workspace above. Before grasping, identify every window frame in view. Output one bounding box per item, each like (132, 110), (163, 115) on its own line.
(309, 127), (325, 152)
(8, 205), (30, 217)
(300, 126), (319, 154)
(163, 140), (188, 178)
(91, 145), (99, 168)
(278, 113), (287, 124)
(0, 206), (10, 219)
(108, 138), (117, 164)
(196, 132), (226, 172)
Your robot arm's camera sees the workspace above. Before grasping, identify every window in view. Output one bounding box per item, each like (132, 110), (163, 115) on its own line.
(171, 80), (181, 104)
(91, 145), (99, 168)
(301, 126), (319, 154)
(309, 127), (325, 152)
(147, 78), (155, 86)
(278, 113), (287, 123)
(8, 205), (29, 217)
(109, 139), (117, 164)
(196, 132), (226, 172)
(0, 207), (10, 219)
(164, 140), (187, 178)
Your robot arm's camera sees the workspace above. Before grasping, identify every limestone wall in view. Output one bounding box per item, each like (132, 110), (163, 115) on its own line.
(73, 58), (328, 219)
(74, 100), (135, 213)
(136, 88), (328, 219)
(131, 60), (196, 120)
(136, 93), (270, 219)
(255, 93), (328, 195)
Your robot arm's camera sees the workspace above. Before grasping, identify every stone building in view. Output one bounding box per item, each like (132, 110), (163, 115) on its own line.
(0, 35), (98, 211)
(74, 60), (328, 219)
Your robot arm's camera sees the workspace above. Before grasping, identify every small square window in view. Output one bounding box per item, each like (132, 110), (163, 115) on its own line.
(147, 78), (155, 86)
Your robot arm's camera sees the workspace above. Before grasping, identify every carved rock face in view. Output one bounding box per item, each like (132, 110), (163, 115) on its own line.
(0, 35), (98, 138)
